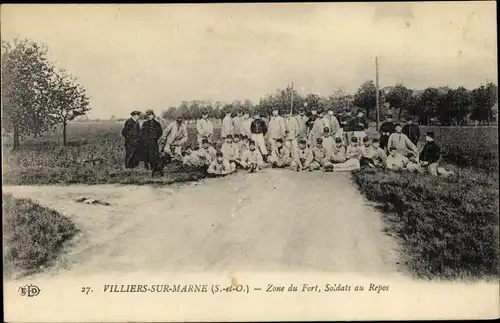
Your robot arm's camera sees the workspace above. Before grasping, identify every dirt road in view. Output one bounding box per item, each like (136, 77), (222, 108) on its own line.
(4, 170), (403, 278)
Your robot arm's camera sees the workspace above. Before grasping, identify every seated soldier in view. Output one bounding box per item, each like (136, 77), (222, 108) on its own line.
(360, 136), (388, 169)
(207, 151), (236, 176)
(321, 127), (335, 157)
(290, 138), (314, 172)
(197, 138), (218, 166)
(182, 146), (204, 167)
(330, 137), (347, 163)
(239, 135), (250, 157)
(310, 137), (329, 171)
(370, 138), (387, 168)
(419, 131), (454, 177)
(386, 147), (412, 171)
(221, 134), (240, 166)
(269, 138), (293, 168)
(331, 136), (362, 171)
(240, 140), (264, 173)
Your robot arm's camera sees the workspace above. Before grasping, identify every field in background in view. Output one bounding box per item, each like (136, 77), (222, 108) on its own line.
(2, 120), (498, 185)
(2, 120), (221, 185)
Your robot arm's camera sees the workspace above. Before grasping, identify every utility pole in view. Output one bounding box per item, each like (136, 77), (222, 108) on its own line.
(290, 82), (294, 114)
(375, 56), (380, 130)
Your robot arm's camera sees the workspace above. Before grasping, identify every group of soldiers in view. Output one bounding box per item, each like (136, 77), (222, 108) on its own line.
(121, 106), (453, 177)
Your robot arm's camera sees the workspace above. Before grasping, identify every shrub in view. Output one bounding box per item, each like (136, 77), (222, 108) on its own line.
(3, 193), (79, 277)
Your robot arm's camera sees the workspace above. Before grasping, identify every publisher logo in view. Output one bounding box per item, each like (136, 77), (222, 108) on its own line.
(18, 284), (41, 297)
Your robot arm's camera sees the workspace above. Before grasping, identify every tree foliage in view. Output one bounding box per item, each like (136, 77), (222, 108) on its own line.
(48, 69), (90, 145)
(1, 39), (56, 149)
(1, 38), (91, 148)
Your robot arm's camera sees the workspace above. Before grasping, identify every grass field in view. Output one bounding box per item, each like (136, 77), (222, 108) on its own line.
(2, 120), (218, 185)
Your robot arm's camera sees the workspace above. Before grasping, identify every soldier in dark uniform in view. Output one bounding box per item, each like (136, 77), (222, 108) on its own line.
(305, 106), (319, 145)
(402, 117), (421, 147)
(121, 111), (142, 169)
(141, 109), (164, 176)
(379, 113), (395, 150)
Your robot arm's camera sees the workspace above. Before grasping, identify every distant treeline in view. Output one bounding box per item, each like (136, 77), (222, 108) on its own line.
(160, 81), (498, 126)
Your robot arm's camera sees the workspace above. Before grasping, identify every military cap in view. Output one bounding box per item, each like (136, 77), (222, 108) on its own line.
(145, 109), (155, 116)
(335, 137), (343, 143)
(362, 136), (370, 142)
(351, 137), (358, 143)
(202, 138), (209, 144)
(372, 138), (380, 143)
(130, 110), (141, 116)
(276, 138), (283, 143)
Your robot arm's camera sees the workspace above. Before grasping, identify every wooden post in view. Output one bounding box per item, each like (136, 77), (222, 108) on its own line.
(290, 82), (294, 114)
(375, 56), (380, 130)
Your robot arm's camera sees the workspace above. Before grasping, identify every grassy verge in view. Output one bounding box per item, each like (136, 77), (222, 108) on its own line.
(352, 167), (499, 280)
(3, 193), (79, 279)
(2, 121), (215, 185)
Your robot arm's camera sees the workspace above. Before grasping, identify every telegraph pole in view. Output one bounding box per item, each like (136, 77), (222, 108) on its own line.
(375, 56), (380, 130)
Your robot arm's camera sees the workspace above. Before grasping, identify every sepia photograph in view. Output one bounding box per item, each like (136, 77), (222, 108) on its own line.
(2, 2), (499, 321)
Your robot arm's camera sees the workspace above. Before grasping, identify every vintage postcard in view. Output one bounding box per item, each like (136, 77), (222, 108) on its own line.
(2, 2), (499, 322)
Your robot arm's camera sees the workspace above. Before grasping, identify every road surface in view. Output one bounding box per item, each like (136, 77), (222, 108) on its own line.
(4, 169), (403, 279)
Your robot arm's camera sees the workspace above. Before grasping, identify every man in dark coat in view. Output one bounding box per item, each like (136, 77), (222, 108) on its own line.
(305, 106), (319, 133)
(402, 117), (421, 147)
(250, 111), (269, 160)
(379, 113), (395, 150)
(121, 111), (142, 169)
(141, 109), (164, 176)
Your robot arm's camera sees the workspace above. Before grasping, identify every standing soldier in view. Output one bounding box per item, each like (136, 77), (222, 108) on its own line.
(221, 110), (234, 140)
(141, 110), (163, 176)
(340, 110), (353, 145)
(305, 106), (319, 138)
(284, 112), (300, 154)
(325, 107), (340, 138)
(196, 110), (214, 147)
(250, 111), (269, 161)
(379, 113), (395, 151)
(402, 117), (421, 147)
(161, 116), (188, 161)
(121, 110), (143, 169)
(296, 107), (309, 138)
(241, 110), (254, 139)
(349, 110), (368, 145)
(232, 109), (244, 136)
(310, 108), (328, 148)
(268, 108), (286, 151)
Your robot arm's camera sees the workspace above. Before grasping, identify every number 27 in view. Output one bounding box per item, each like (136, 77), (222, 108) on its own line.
(81, 287), (91, 295)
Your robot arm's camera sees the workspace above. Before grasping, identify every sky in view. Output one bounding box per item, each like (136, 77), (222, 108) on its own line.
(2, 2), (497, 119)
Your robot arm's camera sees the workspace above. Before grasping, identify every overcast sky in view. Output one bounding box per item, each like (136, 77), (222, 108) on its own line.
(2, 2), (497, 118)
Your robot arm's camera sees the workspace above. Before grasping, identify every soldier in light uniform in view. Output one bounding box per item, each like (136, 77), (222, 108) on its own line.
(284, 112), (300, 155)
(196, 111), (214, 147)
(295, 107), (309, 138)
(290, 138), (314, 171)
(267, 108), (286, 152)
(269, 138), (293, 168)
(221, 110), (234, 140)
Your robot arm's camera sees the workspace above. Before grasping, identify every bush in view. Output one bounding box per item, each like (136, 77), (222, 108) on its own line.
(3, 193), (79, 278)
(352, 168), (499, 280)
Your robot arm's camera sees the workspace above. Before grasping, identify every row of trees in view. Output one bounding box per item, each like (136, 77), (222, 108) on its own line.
(162, 81), (498, 127)
(2, 39), (90, 149)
